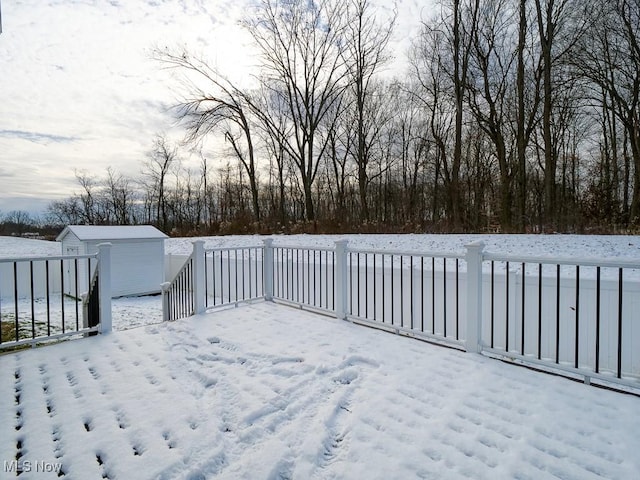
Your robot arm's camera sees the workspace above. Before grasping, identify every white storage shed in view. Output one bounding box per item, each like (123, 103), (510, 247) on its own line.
(56, 225), (168, 298)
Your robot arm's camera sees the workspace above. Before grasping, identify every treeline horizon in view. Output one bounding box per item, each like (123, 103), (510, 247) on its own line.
(39, 0), (640, 236)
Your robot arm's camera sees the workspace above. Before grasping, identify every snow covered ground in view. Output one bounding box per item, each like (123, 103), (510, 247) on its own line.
(0, 237), (60, 258)
(1, 301), (638, 479)
(166, 233), (640, 260)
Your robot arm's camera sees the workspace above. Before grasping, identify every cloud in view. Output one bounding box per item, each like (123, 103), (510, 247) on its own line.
(0, 0), (422, 216)
(0, 129), (79, 144)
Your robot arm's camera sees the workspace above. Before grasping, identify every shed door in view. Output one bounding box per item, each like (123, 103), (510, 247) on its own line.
(64, 246), (88, 298)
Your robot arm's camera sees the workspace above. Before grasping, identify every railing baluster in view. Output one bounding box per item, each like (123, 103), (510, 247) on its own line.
(595, 266), (601, 373)
(365, 253), (369, 319)
(356, 252), (360, 316)
(227, 251), (232, 303)
(46, 260), (51, 337)
(400, 255), (404, 328)
(220, 251), (224, 304)
(455, 258), (459, 340)
(421, 256), (424, 332)
(14, 262), (19, 341)
(75, 258), (79, 330)
(382, 254), (385, 324)
(506, 261), (510, 353)
(409, 256), (413, 329)
(248, 249), (253, 299)
(391, 255), (395, 326)
(307, 249), (311, 304)
(431, 257), (435, 334)
(443, 258), (447, 337)
(234, 250), (238, 302)
(30, 261), (35, 339)
(349, 252), (354, 315)
(296, 248), (300, 302)
(318, 250), (326, 308)
(575, 265), (580, 369)
(521, 262), (526, 356)
(60, 260), (65, 334)
(556, 264), (561, 364)
(491, 260), (495, 349)
(537, 263), (542, 360)
(617, 268), (623, 379)
(205, 251), (209, 308)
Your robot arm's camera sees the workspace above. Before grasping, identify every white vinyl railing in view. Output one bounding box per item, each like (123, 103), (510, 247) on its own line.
(167, 239), (640, 390)
(0, 243), (112, 349)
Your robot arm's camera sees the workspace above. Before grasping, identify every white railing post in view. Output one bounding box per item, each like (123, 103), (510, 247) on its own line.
(160, 281), (171, 321)
(81, 293), (89, 329)
(97, 243), (112, 334)
(334, 240), (349, 320)
(263, 238), (274, 301)
(192, 240), (206, 315)
(465, 241), (485, 353)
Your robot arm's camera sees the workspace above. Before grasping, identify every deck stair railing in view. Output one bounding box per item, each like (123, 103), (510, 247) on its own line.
(161, 248), (195, 322)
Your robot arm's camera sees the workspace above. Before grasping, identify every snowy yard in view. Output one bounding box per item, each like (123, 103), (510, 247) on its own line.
(1, 301), (639, 479)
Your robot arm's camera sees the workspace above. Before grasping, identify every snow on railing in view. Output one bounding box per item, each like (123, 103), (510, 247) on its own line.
(0, 243), (112, 349)
(169, 239), (640, 389)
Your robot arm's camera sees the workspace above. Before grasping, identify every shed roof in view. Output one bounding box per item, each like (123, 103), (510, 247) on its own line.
(56, 225), (168, 242)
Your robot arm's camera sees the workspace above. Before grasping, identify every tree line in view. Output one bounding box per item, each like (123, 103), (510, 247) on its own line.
(47, 0), (640, 234)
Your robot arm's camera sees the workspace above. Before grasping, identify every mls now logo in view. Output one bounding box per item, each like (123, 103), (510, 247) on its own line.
(4, 460), (63, 474)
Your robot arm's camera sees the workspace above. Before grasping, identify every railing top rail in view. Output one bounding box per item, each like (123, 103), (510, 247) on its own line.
(346, 246), (466, 260)
(271, 244), (335, 253)
(482, 252), (640, 269)
(204, 245), (264, 253)
(0, 253), (98, 264)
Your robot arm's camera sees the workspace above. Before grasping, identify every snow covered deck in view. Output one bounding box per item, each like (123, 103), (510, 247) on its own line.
(1, 302), (638, 479)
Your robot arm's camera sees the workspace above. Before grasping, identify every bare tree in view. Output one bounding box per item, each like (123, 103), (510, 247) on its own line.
(143, 135), (177, 231)
(104, 167), (135, 225)
(533, 0), (590, 228)
(154, 50), (261, 222)
(341, 0), (396, 221)
(243, 0), (350, 221)
(466, 0), (517, 229)
(74, 170), (108, 224)
(46, 198), (83, 226)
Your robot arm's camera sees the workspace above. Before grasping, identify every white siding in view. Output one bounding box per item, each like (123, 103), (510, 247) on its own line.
(86, 239), (164, 297)
(61, 232), (91, 297)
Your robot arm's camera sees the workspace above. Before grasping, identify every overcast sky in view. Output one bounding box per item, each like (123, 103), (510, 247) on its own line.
(0, 0), (421, 217)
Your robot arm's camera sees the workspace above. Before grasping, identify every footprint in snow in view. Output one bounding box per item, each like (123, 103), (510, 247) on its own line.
(333, 369), (358, 385)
